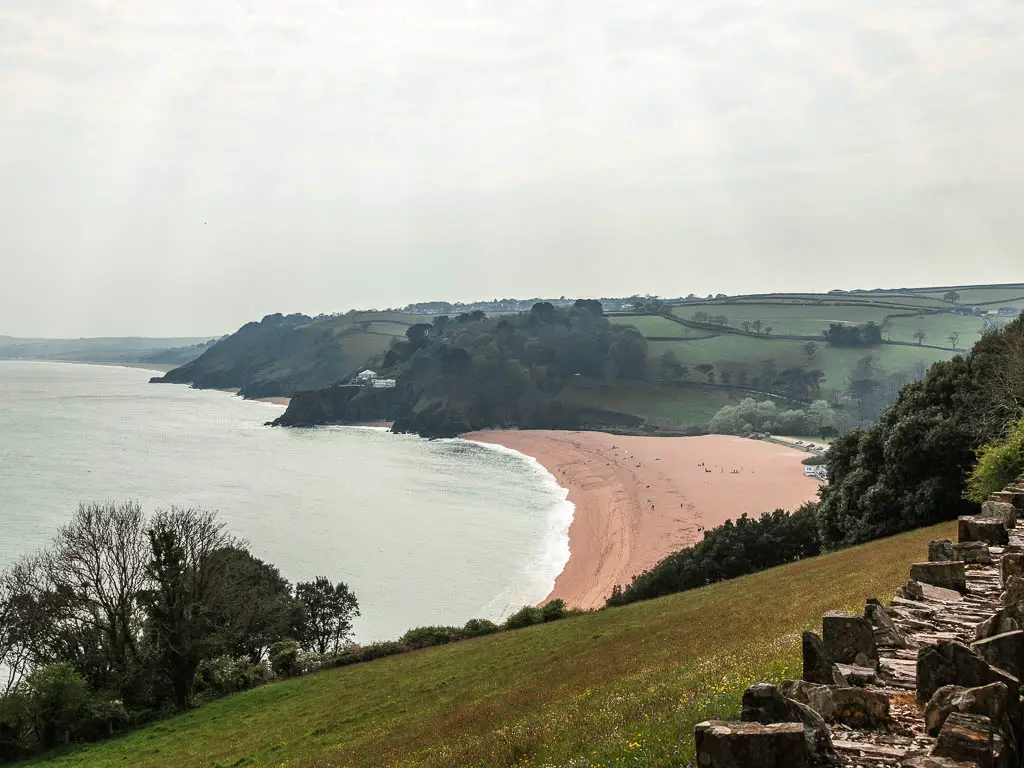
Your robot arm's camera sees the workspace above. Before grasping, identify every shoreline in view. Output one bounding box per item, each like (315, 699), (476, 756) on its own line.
(465, 430), (820, 610)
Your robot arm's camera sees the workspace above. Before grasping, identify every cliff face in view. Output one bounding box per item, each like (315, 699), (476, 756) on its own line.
(272, 386), (400, 427)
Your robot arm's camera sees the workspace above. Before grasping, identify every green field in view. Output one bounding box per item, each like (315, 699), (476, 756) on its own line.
(610, 315), (718, 339)
(23, 521), (955, 768)
(561, 380), (745, 427)
(884, 312), (986, 347)
(670, 302), (888, 337)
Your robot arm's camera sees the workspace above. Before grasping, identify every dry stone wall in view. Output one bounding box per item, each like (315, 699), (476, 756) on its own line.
(695, 475), (1024, 767)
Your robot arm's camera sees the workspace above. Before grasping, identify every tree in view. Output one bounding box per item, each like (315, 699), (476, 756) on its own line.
(206, 549), (300, 663)
(141, 508), (236, 709)
(948, 332), (960, 350)
(803, 342), (819, 362)
(944, 291), (961, 304)
(713, 315), (729, 327)
(695, 363), (715, 384)
(764, 326), (773, 337)
(20, 662), (89, 749)
(913, 329), (927, 345)
(965, 416), (1024, 502)
(741, 321), (752, 333)
(659, 350), (683, 381)
(752, 320), (763, 335)
(295, 578), (360, 655)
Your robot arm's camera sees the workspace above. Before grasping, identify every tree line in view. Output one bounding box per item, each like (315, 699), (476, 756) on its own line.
(0, 503), (357, 759)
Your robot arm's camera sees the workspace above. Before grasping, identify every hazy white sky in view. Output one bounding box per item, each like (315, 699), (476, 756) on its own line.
(2, 0), (1023, 336)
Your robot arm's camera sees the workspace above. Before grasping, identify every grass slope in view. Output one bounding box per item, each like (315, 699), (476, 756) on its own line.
(25, 521), (955, 768)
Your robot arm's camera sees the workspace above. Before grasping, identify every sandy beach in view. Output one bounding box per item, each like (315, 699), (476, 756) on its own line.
(465, 430), (821, 610)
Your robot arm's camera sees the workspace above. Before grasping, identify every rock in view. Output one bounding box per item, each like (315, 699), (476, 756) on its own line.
(822, 612), (878, 667)
(910, 561), (968, 593)
(778, 680), (890, 728)
(865, 599), (910, 648)
(931, 711), (994, 768)
(802, 631), (847, 686)
(989, 490), (1024, 512)
(901, 755), (981, 767)
(982, 501), (1017, 529)
(924, 683), (1010, 737)
(952, 541), (992, 565)
(695, 721), (809, 768)
(740, 683), (836, 765)
(971, 631), (1024, 679)
(975, 608), (1022, 641)
(958, 516), (1009, 546)
(903, 579), (964, 604)
(929, 539), (955, 562)
(1001, 575), (1024, 608)
(835, 663), (879, 687)
(1001, 553), (1024, 588)
(917, 641), (1020, 703)
(827, 687), (890, 728)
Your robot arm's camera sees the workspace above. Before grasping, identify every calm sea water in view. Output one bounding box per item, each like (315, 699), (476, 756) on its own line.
(0, 361), (572, 641)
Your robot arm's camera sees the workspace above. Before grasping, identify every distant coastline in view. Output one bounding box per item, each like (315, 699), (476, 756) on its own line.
(464, 430), (819, 610)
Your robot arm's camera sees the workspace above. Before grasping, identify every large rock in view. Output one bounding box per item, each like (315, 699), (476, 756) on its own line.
(975, 607), (1023, 641)
(982, 501), (1017, 529)
(902, 579), (964, 604)
(971, 631), (1024, 679)
(910, 562), (968, 594)
(1001, 576), (1024, 608)
(802, 631), (846, 686)
(958, 516), (1009, 545)
(989, 490), (1024, 512)
(778, 680), (890, 728)
(952, 542), (992, 565)
(866, 598), (910, 648)
(917, 641), (1020, 703)
(822, 612), (878, 667)
(924, 683), (1010, 736)
(1001, 553), (1024, 588)
(695, 720), (808, 768)
(740, 683), (836, 765)
(931, 712), (994, 768)
(929, 540), (955, 562)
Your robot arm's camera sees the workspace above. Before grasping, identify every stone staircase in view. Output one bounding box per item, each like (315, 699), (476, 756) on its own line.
(695, 476), (1024, 768)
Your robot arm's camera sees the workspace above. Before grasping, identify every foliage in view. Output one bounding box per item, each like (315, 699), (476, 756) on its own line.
(462, 618), (499, 637)
(541, 599), (568, 622)
(294, 577), (360, 655)
(608, 503), (822, 606)
(821, 322), (883, 347)
(818, 317), (1024, 549)
(709, 398), (845, 437)
(400, 626), (465, 649)
(268, 641), (300, 679)
(20, 663), (90, 750)
(196, 656), (270, 700)
(18, 522), (954, 768)
(966, 416), (1024, 502)
(504, 606), (545, 630)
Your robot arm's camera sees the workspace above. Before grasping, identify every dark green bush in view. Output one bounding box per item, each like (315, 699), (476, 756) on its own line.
(504, 606), (544, 630)
(333, 641), (408, 668)
(462, 618), (499, 637)
(541, 599), (567, 622)
(269, 641), (301, 679)
(400, 626), (465, 649)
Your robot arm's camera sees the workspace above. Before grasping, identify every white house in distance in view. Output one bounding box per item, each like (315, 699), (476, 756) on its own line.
(355, 369), (396, 389)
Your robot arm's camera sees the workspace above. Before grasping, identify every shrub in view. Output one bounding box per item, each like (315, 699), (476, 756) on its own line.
(21, 662), (90, 749)
(400, 626), (464, 649)
(541, 599), (567, 622)
(269, 641), (301, 679)
(333, 641), (408, 668)
(966, 416), (1024, 502)
(462, 618), (499, 637)
(198, 656), (270, 698)
(504, 606), (544, 630)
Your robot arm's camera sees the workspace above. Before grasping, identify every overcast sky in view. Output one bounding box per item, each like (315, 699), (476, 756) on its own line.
(2, 0), (1023, 337)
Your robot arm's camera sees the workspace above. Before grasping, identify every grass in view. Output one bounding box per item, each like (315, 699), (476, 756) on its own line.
(609, 316), (718, 339)
(560, 380), (744, 427)
(884, 313), (986, 348)
(669, 302), (889, 337)
(23, 521), (956, 768)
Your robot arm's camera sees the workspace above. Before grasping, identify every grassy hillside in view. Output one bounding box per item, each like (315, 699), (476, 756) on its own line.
(23, 521), (954, 768)
(153, 311), (431, 399)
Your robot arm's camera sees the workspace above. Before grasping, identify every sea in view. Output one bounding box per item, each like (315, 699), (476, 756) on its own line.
(0, 361), (573, 642)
